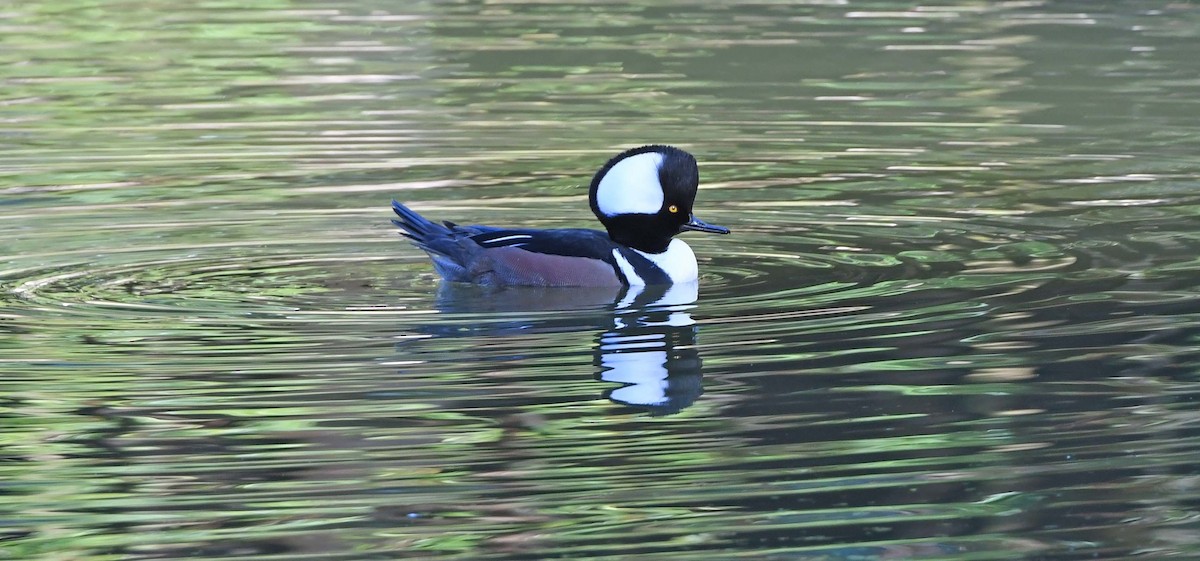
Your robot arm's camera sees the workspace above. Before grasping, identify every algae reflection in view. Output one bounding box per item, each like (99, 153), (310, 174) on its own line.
(400, 282), (707, 415)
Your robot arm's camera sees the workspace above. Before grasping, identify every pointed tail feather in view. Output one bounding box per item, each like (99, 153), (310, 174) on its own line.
(391, 200), (450, 243)
(390, 200), (472, 281)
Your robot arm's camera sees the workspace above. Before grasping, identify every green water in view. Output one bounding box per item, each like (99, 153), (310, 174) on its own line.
(3, 1), (1200, 559)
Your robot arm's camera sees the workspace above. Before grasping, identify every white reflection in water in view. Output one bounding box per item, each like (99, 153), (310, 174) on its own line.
(599, 281), (704, 414)
(428, 280), (707, 414)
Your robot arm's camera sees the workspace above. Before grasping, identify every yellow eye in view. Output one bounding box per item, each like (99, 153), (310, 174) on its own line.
(668, 205), (679, 213)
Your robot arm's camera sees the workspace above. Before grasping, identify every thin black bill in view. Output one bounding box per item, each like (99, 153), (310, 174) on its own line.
(680, 215), (730, 235)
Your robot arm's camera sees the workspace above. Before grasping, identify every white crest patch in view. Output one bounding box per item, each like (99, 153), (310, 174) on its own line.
(596, 151), (664, 216)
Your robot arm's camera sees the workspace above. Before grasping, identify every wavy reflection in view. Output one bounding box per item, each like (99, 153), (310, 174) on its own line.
(597, 282), (703, 415)
(418, 282), (707, 414)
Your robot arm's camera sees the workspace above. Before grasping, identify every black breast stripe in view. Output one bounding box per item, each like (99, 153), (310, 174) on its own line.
(613, 247), (672, 285)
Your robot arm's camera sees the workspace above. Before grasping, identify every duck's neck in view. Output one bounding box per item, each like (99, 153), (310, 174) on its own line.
(602, 215), (675, 253)
(611, 232), (672, 254)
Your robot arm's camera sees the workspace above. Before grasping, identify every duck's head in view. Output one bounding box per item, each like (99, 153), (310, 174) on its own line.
(588, 145), (729, 254)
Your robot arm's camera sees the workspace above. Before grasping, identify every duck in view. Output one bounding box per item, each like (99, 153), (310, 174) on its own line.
(390, 145), (729, 287)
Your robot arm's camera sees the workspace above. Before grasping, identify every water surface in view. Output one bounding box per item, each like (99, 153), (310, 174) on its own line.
(3, 2), (1200, 559)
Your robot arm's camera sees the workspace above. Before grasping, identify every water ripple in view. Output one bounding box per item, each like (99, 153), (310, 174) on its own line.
(4, 1), (1200, 560)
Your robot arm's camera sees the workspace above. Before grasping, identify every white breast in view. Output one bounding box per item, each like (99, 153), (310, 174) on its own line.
(612, 239), (699, 285)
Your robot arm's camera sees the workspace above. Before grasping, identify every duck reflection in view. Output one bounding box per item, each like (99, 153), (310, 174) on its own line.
(597, 282), (703, 415)
(422, 282), (706, 415)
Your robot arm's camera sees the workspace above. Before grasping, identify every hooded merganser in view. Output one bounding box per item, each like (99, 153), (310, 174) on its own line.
(390, 145), (729, 287)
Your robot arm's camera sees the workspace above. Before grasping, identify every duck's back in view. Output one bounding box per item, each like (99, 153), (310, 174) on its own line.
(455, 227), (626, 287)
(391, 201), (628, 286)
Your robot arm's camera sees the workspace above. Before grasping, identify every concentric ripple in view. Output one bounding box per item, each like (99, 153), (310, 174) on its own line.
(7, 249), (397, 314)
